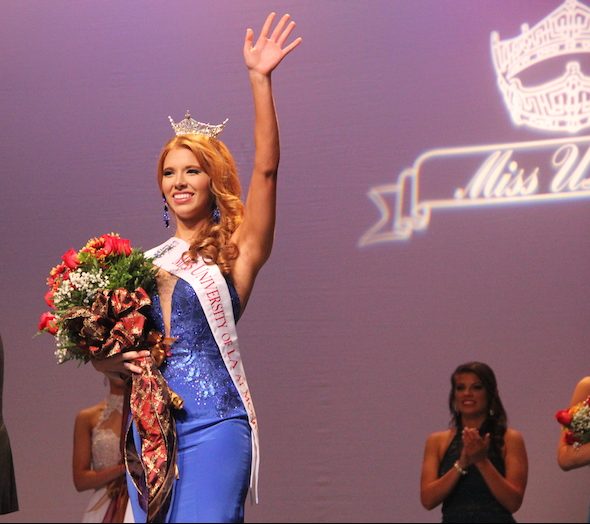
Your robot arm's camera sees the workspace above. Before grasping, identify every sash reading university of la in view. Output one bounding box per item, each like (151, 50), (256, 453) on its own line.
(145, 236), (260, 503)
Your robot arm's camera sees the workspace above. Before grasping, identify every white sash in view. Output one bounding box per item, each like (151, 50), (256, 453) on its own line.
(145, 237), (260, 503)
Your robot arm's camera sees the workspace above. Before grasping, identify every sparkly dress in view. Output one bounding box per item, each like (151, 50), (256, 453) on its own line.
(127, 272), (251, 523)
(438, 431), (516, 523)
(82, 393), (133, 523)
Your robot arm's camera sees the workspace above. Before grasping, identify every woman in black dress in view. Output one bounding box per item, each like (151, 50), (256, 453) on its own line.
(420, 362), (527, 523)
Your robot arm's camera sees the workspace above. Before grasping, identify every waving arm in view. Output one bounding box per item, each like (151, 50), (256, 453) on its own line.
(231, 12), (302, 308)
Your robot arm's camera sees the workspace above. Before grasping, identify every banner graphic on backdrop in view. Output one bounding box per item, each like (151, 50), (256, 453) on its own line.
(360, 0), (590, 245)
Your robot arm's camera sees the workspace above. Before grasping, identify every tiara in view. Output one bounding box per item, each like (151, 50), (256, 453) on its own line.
(168, 110), (229, 138)
(491, 0), (590, 134)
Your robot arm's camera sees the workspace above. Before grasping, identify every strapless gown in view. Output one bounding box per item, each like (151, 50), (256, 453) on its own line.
(127, 275), (251, 523)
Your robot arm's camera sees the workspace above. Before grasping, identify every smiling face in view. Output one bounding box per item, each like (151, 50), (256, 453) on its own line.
(161, 146), (213, 228)
(452, 372), (489, 418)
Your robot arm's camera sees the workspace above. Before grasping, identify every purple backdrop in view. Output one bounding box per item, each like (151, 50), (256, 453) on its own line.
(1, 0), (590, 522)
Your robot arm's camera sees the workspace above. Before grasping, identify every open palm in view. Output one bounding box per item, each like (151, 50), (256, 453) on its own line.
(243, 12), (302, 76)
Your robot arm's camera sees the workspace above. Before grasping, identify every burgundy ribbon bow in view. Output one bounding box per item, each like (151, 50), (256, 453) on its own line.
(64, 287), (183, 522)
(125, 356), (182, 523)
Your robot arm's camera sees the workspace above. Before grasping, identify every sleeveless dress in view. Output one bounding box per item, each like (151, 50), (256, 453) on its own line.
(438, 431), (516, 523)
(82, 393), (133, 523)
(0, 336), (18, 515)
(127, 274), (251, 523)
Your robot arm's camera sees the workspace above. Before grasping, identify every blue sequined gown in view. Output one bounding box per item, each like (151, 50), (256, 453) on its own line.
(127, 273), (251, 523)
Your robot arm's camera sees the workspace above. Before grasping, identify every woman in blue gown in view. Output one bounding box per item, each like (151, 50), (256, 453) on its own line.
(93, 12), (301, 523)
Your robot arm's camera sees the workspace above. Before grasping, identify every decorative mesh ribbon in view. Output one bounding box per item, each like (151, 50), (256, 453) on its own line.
(61, 287), (153, 359)
(87, 475), (128, 523)
(125, 356), (182, 523)
(63, 287), (183, 523)
(102, 476), (129, 523)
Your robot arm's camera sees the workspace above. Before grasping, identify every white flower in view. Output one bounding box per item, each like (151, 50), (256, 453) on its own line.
(53, 268), (110, 308)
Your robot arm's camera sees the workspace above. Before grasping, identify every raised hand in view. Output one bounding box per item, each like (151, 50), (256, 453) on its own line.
(243, 12), (302, 76)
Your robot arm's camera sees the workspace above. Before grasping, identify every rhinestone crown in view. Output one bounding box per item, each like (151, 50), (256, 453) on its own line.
(168, 110), (229, 138)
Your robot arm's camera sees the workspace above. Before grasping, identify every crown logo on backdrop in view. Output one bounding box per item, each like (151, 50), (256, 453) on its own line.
(491, 0), (590, 134)
(168, 111), (229, 138)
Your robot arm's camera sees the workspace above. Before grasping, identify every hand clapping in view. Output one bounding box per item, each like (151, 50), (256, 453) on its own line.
(460, 427), (491, 467)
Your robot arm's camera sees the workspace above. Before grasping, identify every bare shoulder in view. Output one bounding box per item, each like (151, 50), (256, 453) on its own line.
(504, 428), (526, 447)
(425, 429), (453, 450)
(75, 401), (105, 429)
(573, 376), (590, 397)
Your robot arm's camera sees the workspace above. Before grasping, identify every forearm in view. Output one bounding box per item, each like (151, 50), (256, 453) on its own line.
(249, 71), (279, 176)
(475, 459), (524, 513)
(558, 441), (590, 470)
(421, 467), (463, 510)
(74, 463), (125, 492)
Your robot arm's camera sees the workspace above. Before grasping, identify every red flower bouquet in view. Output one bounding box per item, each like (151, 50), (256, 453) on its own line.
(38, 233), (163, 364)
(556, 395), (590, 448)
(39, 233), (183, 521)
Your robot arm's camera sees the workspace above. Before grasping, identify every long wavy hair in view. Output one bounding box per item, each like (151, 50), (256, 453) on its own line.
(157, 134), (244, 274)
(448, 361), (508, 455)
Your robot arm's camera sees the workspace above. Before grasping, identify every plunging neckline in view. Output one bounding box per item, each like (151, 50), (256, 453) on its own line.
(155, 269), (179, 339)
(153, 268), (242, 340)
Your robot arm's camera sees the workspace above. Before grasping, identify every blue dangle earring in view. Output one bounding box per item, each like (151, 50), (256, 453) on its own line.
(212, 206), (221, 224)
(162, 195), (170, 228)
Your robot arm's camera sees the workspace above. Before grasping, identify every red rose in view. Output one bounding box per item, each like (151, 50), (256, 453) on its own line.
(62, 248), (80, 270)
(102, 235), (132, 257)
(118, 237), (132, 256)
(44, 289), (55, 308)
(38, 312), (58, 335)
(556, 409), (573, 426)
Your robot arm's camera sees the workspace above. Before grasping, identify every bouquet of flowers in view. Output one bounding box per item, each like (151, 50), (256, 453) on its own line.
(38, 233), (162, 364)
(555, 395), (590, 448)
(39, 232), (182, 521)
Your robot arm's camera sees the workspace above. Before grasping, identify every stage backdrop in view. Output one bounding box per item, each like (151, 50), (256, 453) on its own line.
(1, 0), (590, 522)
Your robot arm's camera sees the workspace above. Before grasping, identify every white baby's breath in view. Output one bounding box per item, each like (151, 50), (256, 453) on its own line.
(571, 404), (590, 435)
(53, 268), (110, 308)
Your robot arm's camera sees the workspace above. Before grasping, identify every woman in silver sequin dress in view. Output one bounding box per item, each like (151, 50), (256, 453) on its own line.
(73, 375), (132, 523)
